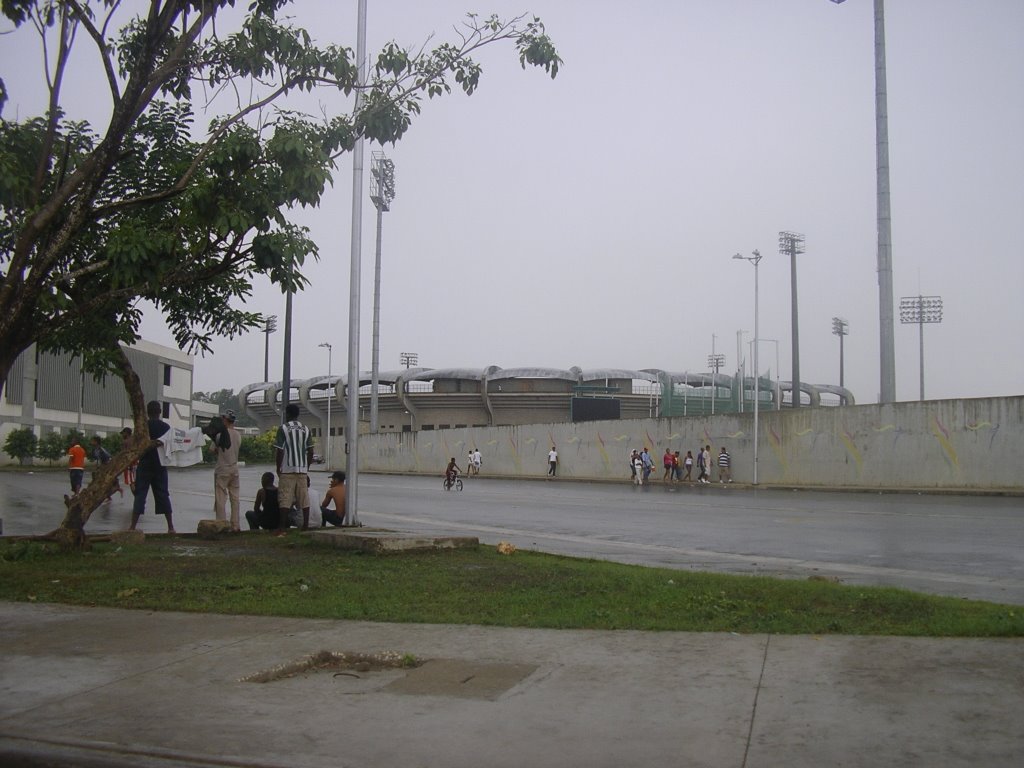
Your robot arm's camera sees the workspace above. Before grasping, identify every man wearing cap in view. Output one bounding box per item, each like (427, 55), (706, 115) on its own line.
(319, 470), (347, 527)
(213, 409), (241, 531)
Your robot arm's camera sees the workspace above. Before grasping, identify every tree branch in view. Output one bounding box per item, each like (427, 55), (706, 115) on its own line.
(65, 0), (123, 108)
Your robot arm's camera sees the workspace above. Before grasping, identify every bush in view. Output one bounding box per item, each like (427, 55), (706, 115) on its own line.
(36, 431), (67, 465)
(240, 431), (276, 464)
(4, 427), (38, 464)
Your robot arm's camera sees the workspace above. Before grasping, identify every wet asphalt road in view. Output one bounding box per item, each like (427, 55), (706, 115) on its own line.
(2, 466), (1023, 604)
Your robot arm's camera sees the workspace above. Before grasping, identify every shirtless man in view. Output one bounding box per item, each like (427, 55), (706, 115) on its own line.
(319, 471), (347, 527)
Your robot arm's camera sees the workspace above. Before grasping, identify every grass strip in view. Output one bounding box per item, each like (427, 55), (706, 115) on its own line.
(1, 535), (1020, 637)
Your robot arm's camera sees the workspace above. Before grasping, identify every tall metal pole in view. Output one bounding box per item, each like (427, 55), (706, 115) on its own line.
(917, 310), (924, 400)
(832, 317), (849, 388)
(344, 0), (368, 526)
(779, 231), (805, 408)
(840, 332), (846, 387)
(753, 254), (760, 484)
(829, 0), (896, 403)
(899, 295), (942, 402)
(263, 315), (277, 383)
(874, 0), (896, 403)
(319, 343), (332, 468)
(370, 203), (383, 433)
(282, 287), (292, 417)
(369, 152), (395, 435)
(707, 347), (724, 416)
(733, 251), (762, 484)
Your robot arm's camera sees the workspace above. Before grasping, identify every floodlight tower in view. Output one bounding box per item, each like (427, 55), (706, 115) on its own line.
(262, 315), (277, 382)
(831, 317), (849, 388)
(707, 350), (725, 415)
(779, 231), (805, 408)
(829, 0), (896, 403)
(369, 151), (396, 434)
(399, 352), (418, 369)
(899, 295), (942, 401)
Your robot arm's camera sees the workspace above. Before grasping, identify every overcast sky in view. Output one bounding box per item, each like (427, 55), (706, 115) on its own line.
(4, 1), (1023, 403)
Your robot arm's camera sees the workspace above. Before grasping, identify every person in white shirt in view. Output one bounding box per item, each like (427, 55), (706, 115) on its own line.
(547, 446), (558, 477)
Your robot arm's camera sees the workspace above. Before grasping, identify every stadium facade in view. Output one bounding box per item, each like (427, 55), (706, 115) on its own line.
(240, 366), (855, 441)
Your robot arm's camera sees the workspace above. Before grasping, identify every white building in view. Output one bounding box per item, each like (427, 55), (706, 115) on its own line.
(1, 340), (216, 462)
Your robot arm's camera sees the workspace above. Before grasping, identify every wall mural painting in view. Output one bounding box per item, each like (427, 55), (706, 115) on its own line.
(931, 416), (959, 470)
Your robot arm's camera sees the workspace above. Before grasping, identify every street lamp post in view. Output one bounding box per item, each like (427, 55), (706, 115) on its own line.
(262, 315), (277, 383)
(733, 250), (762, 484)
(318, 342), (332, 468)
(369, 151), (396, 434)
(832, 317), (849, 388)
(899, 296), (942, 401)
(830, 0), (896, 403)
(779, 231), (805, 408)
(343, 0), (368, 528)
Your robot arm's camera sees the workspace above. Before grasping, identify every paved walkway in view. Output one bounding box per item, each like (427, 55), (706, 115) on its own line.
(1, 602), (1021, 767)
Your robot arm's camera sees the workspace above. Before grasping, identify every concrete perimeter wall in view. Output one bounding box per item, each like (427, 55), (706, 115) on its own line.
(354, 396), (1024, 491)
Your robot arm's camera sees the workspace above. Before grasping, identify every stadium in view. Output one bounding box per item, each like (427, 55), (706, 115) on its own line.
(239, 366), (855, 440)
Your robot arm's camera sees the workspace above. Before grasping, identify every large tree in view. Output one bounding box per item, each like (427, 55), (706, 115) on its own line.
(0, 0), (559, 544)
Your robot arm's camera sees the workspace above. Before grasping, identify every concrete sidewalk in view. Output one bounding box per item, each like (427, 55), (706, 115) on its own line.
(0, 602), (1021, 768)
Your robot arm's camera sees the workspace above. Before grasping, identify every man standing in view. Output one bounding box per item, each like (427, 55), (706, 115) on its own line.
(472, 447), (482, 475)
(547, 445), (558, 477)
(701, 445), (713, 485)
(67, 437), (86, 495)
(275, 403), (313, 532)
(130, 400), (175, 533)
(718, 446), (732, 483)
(213, 410), (241, 530)
(640, 447), (654, 484)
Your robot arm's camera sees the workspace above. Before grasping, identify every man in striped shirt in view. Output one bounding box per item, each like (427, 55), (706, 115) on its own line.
(718, 446), (732, 483)
(275, 403), (314, 531)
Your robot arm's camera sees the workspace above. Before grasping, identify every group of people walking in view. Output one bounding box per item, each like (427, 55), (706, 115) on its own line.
(630, 445), (732, 485)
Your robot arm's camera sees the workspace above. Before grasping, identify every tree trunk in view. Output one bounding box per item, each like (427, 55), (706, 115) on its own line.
(55, 344), (156, 549)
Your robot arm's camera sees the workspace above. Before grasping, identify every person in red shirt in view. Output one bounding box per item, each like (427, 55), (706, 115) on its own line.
(67, 439), (86, 495)
(662, 449), (674, 482)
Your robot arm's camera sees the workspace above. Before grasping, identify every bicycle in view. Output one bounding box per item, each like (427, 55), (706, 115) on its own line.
(443, 475), (463, 491)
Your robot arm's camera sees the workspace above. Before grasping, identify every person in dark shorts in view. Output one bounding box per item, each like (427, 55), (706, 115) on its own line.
(129, 400), (175, 533)
(245, 472), (281, 530)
